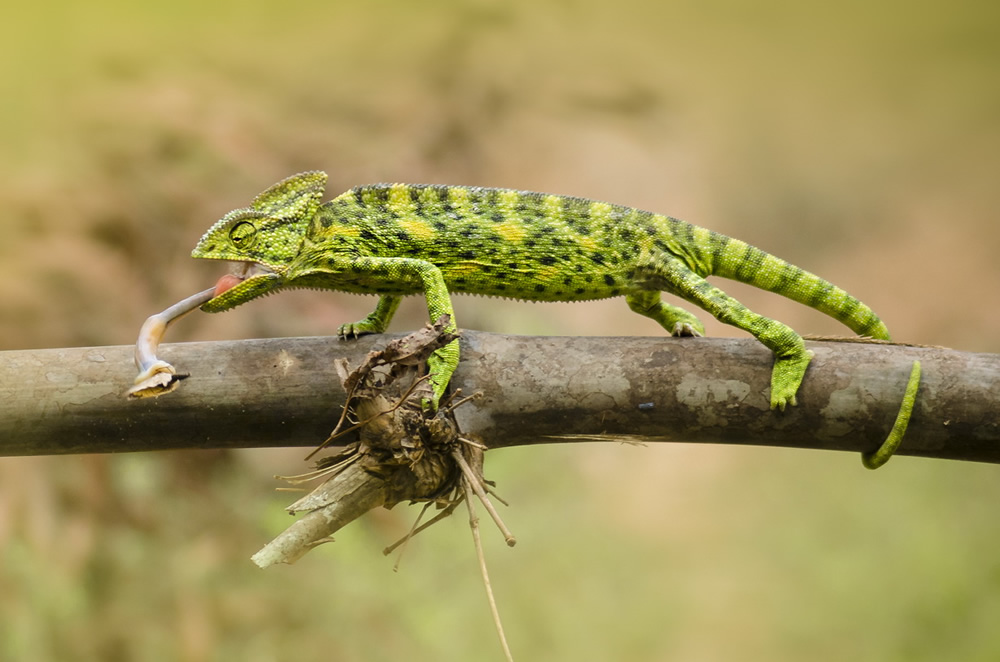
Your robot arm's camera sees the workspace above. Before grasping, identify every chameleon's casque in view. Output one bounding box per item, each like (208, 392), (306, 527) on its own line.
(192, 171), (890, 409)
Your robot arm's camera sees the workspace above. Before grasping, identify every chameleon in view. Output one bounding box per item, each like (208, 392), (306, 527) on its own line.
(192, 171), (916, 455)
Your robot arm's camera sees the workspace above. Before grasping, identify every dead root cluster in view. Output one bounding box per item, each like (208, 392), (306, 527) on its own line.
(250, 316), (515, 660)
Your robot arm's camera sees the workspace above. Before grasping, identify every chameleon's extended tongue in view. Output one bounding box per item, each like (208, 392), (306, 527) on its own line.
(126, 287), (216, 399)
(214, 273), (244, 297)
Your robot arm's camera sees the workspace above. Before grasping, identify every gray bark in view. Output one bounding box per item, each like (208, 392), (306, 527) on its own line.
(0, 333), (996, 463)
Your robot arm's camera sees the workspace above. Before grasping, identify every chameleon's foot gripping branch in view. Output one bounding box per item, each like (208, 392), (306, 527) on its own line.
(861, 360), (922, 470)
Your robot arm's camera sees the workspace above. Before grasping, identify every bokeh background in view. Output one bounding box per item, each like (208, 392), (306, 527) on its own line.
(2, 1), (999, 660)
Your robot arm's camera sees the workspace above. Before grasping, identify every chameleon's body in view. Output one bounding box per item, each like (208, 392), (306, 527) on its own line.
(193, 171), (890, 411)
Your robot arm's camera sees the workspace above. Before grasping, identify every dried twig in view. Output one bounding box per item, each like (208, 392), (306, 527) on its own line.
(463, 477), (515, 662)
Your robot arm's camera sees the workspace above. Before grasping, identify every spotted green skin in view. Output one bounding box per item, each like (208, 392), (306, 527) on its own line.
(192, 171), (890, 409)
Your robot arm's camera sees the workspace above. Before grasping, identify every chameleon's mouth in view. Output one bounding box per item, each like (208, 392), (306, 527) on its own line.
(213, 261), (273, 297)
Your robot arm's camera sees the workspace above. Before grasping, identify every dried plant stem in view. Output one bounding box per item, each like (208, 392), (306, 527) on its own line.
(390, 501), (432, 572)
(382, 498), (464, 556)
(464, 478), (515, 662)
(452, 449), (516, 547)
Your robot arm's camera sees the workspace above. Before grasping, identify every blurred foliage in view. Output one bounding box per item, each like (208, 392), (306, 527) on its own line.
(1, 0), (999, 660)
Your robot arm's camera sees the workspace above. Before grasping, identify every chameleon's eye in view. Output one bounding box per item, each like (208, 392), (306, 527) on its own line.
(229, 221), (257, 249)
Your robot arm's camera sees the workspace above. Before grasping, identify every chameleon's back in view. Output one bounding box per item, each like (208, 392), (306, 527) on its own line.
(308, 183), (691, 302)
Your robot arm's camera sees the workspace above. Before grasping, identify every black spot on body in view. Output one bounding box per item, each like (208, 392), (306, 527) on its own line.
(360, 229), (377, 241)
(540, 255), (557, 266)
(459, 250), (476, 260)
(603, 275), (616, 286)
(490, 212), (504, 223)
(534, 284), (546, 293)
(590, 252), (606, 265)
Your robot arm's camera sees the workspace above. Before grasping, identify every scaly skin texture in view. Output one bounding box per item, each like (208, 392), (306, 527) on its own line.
(192, 171), (891, 410)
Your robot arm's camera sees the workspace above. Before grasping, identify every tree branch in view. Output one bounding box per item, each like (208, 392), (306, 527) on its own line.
(0, 333), (995, 462)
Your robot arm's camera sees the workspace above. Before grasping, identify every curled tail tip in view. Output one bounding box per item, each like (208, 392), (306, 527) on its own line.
(862, 360), (921, 470)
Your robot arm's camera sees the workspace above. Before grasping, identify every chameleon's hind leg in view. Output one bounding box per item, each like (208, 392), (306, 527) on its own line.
(338, 295), (402, 338)
(645, 258), (812, 411)
(626, 291), (705, 337)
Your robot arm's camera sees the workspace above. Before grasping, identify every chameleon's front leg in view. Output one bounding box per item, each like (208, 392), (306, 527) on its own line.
(341, 257), (458, 409)
(337, 295), (402, 338)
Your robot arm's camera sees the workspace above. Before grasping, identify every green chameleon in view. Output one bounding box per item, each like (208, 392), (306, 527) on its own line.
(192, 171), (918, 466)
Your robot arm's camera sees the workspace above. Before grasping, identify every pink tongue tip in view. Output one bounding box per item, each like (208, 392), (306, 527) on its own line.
(213, 274), (244, 297)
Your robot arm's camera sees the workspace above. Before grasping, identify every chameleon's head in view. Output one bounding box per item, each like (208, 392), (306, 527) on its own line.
(192, 171), (328, 312)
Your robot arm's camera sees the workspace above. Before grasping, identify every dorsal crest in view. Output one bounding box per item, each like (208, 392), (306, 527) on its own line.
(250, 171), (328, 219)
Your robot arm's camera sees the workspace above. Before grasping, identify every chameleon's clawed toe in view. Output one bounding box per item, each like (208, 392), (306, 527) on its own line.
(337, 324), (360, 340)
(671, 322), (703, 337)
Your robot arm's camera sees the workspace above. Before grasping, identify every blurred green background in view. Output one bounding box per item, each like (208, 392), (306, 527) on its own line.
(2, 1), (999, 660)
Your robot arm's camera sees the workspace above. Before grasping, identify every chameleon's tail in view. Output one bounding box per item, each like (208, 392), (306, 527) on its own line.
(706, 233), (890, 340)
